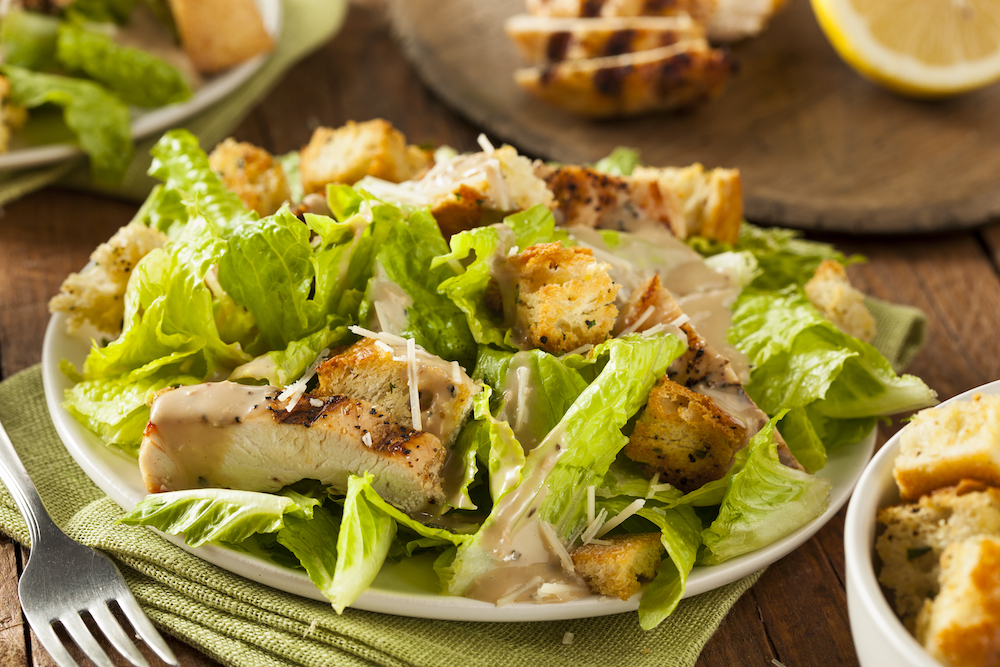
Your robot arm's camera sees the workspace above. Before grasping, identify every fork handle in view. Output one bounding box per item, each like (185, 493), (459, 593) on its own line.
(0, 419), (59, 548)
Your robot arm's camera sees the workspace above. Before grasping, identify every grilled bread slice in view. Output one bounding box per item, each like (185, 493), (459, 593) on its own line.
(514, 41), (733, 118)
(504, 14), (703, 64)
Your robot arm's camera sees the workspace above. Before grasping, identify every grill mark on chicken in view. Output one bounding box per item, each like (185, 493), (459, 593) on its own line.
(601, 29), (636, 57)
(547, 31), (572, 61)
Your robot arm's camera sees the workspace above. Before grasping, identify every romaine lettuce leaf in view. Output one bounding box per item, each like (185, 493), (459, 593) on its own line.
(592, 147), (641, 176)
(326, 474), (397, 613)
(118, 488), (320, 547)
(699, 414), (832, 565)
(66, 0), (136, 23)
(0, 11), (60, 71)
(56, 23), (191, 107)
(276, 504), (342, 603)
(2, 64), (131, 184)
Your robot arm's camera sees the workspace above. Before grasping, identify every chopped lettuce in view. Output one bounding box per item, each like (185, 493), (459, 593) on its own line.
(2, 64), (132, 184)
(592, 146), (641, 176)
(699, 415), (832, 565)
(56, 23), (191, 108)
(0, 11), (60, 71)
(119, 488), (320, 547)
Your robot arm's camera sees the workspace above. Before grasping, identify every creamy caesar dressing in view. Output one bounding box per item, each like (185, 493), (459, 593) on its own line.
(144, 382), (277, 490)
(693, 383), (768, 440)
(497, 352), (546, 453)
(109, 4), (202, 89)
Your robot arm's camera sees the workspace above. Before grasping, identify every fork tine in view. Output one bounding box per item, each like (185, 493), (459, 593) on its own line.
(116, 595), (179, 667)
(90, 604), (150, 667)
(25, 613), (80, 667)
(60, 613), (115, 667)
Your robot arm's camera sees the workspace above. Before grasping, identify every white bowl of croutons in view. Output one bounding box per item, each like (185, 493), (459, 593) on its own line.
(845, 380), (1000, 667)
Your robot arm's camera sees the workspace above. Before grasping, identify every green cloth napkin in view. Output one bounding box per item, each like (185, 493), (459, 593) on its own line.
(0, 0), (347, 209)
(865, 296), (928, 373)
(0, 300), (925, 667)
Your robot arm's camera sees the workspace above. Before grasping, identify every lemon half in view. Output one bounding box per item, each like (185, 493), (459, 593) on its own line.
(811, 0), (1000, 97)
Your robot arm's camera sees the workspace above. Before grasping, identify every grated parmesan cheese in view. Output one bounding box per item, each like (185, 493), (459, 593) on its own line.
(374, 340), (394, 354)
(619, 305), (656, 336)
(645, 473), (660, 499)
(562, 632), (574, 645)
(561, 343), (593, 358)
(538, 521), (575, 575)
(597, 499), (645, 538)
(277, 347), (330, 411)
(407, 336), (422, 432)
(669, 313), (690, 327)
(362, 431), (373, 447)
(358, 199), (374, 223)
(581, 508), (608, 545)
(349, 325), (410, 349)
(477, 133), (496, 154)
(496, 576), (544, 607)
(514, 365), (529, 432)
(451, 361), (462, 384)
(309, 398), (324, 408)
(588, 538), (611, 546)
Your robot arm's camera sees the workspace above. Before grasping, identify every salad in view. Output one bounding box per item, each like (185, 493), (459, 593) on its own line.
(0, 0), (271, 183)
(54, 126), (936, 629)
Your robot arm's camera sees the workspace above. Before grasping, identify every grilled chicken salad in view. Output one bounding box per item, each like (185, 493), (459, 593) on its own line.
(52, 123), (936, 628)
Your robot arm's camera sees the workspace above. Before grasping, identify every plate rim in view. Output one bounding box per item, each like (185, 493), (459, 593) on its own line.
(0, 0), (282, 173)
(41, 310), (876, 622)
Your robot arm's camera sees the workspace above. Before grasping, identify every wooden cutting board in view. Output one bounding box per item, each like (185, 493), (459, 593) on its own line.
(390, 0), (1000, 234)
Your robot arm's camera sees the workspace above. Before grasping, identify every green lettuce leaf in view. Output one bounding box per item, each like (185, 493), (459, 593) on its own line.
(66, 0), (136, 23)
(0, 11), (60, 71)
(699, 414), (832, 565)
(119, 488), (319, 547)
(327, 474), (397, 613)
(276, 504), (342, 603)
(592, 147), (641, 176)
(2, 64), (131, 184)
(56, 22), (191, 107)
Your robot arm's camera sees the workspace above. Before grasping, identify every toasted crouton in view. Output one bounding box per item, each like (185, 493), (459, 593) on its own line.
(315, 337), (477, 447)
(894, 395), (1000, 502)
(208, 138), (290, 216)
(299, 119), (432, 194)
(625, 376), (746, 492)
(571, 533), (663, 600)
(915, 535), (1000, 667)
(804, 259), (876, 343)
(875, 483), (1000, 629)
(508, 242), (620, 354)
(631, 163), (742, 246)
(49, 222), (168, 334)
(168, 0), (274, 74)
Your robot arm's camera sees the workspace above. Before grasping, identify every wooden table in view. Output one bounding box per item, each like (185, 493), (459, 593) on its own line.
(1, 2), (999, 665)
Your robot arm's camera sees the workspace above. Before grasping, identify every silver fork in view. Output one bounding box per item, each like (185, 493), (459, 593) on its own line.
(0, 418), (179, 667)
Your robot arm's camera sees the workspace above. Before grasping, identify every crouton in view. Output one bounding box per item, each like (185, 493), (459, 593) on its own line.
(299, 119), (432, 194)
(894, 395), (1000, 502)
(208, 138), (290, 216)
(804, 259), (876, 343)
(49, 222), (168, 334)
(168, 0), (274, 74)
(571, 533), (664, 600)
(315, 337), (477, 448)
(875, 483), (1000, 629)
(625, 376), (746, 492)
(631, 163), (742, 246)
(508, 242), (620, 354)
(915, 535), (1000, 667)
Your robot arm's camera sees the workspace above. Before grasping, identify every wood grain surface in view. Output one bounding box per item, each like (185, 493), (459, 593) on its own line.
(1, 2), (999, 665)
(390, 0), (1000, 234)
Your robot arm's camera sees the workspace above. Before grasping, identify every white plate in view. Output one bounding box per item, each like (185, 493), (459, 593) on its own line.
(41, 311), (876, 621)
(0, 0), (281, 173)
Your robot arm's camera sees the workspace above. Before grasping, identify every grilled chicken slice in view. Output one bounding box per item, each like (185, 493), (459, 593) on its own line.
(619, 275), (803, 486)
(139, 382), (447, 514)
(707, 0), (788, 42)
(315, 336), (478, 448)
(504, 15), (703, 64)
(536, 163), (685, 236)
(514, 41), (733, 118)
(526, 0), (718, 24)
